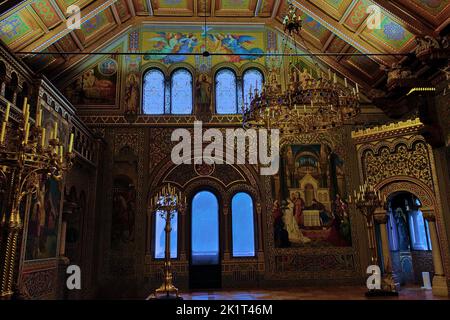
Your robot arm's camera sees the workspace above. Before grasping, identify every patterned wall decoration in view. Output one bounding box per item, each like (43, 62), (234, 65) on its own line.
(360, 139), (434, 191)
(22, 267), (57, 299)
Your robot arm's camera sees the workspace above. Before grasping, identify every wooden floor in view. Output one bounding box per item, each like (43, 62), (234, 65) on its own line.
(180, 286), (448, 300)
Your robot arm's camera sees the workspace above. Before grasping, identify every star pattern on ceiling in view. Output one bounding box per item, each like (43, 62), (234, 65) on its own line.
(0, 0), (448, 88)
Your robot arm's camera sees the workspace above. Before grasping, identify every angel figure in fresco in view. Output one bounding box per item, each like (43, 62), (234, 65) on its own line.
(207, 33), (264, 62)
(282, 198), (311, 244)
(144, 32), (199, 64)
(124, 73), (139, 115)
(195, 73), (212, 113)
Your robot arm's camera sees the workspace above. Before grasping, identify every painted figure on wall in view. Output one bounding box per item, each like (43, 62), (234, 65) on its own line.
(273, 144), (351, 247)
(25, 178), (61, 260)
(195, 73), (212, 113)
(111, 177), (136, 249)
(124, 73), (139, 115)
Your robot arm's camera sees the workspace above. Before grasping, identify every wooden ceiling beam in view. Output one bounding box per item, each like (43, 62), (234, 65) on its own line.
(127, 0), (136, 17)
(271, 0), (281, 19)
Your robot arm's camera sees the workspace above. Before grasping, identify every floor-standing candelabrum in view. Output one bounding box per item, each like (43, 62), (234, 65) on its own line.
(0, 98), (74, 299)
(149, 183), (185, 299)
(349, 182), (397, 296)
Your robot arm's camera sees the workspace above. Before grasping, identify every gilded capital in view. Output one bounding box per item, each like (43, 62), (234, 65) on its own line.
(421, 207), (435, 222)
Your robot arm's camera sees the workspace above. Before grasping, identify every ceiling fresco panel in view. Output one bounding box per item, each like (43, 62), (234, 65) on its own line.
(0, 7), (45, 50)
(132, 0), (149, 15)
(398, 0), (450, 26)
(55, 0), (94, 16)
(76, 9), (116, 46)
(343, 0), (370, 32)
(307, 0), (354, 21)
(31, 0), (63, 29)
(214, 0), (257, 17)
(115, 0), (132, 22)
(151, 0), (194, 16)
(257, 0), (275, 17)
(359, 14), (415, 52)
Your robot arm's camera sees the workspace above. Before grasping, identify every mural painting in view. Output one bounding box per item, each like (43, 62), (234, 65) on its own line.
(25, 178), (61, 260)
(142, 28), (265, 65)
(273, 144), (351, 248)
(64, 57), (118, 106)
(111, 176), (136, 249)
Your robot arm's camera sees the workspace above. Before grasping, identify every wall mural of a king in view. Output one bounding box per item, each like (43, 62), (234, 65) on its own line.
(273, 144), (351, 248)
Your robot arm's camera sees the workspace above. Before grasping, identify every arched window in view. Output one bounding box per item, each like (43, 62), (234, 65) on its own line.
(243, 69), (263, 110)
(231, 192), (255, 257)
(215, 69), (237, 114)
(143, 69), (165, 114)
(191, 190), (219, 265)
(171, 68), (193, 114)
(154, 210), (178, 259)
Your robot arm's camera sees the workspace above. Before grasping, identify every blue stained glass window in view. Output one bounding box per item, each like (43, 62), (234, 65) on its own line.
(216, 69), (237, 114)
(171, 69), (193, 114)
(243, 69), (263, 111)
(154, 210), (178, 259)
(231, 192), (255, 257)
(191, 191), (219, 265)
(143, 69), (165, 114)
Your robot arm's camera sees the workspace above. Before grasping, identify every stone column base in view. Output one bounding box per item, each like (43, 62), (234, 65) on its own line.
(432, 275), (449, 296)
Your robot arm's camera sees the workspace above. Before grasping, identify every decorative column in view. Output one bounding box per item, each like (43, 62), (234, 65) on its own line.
(422, 207), (449, 296)
(223, 204), (230, 259)
(374, 208), (398, 291)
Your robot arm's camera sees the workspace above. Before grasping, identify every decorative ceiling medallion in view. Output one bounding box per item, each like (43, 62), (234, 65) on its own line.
(98, 58), (118, 76)
(194, 162), (215, 176)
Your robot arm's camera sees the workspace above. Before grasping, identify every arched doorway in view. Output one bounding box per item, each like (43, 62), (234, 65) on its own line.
(189, 190), (221, 289)
(381, 191), (433, 288)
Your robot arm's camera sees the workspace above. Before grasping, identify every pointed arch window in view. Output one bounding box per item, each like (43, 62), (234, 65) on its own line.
(231, 192), (255, 257)
(243, 69), (264, 112)
(215, 68), (238, 114)
(143, 68), (165, 114)
(171, 68), (193, 114)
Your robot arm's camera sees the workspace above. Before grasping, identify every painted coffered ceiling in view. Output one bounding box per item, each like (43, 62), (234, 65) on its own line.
(0, 0), (448, 89)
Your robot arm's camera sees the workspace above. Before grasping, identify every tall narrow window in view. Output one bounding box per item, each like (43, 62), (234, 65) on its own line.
(191, 191), (219, 265)
(171, 68), (193, 114)
(215, 69), (237, 114)
(143, 69), (165, 114)
(154, 210), (178, 259)
(243, 69), (263, 111)
(231, 192), (255, 257)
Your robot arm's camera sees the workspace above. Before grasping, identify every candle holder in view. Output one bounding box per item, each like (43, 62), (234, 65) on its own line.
(0, 99), (74, 299)
(349, 182), (398, 297)
(148, 183), (185, 300)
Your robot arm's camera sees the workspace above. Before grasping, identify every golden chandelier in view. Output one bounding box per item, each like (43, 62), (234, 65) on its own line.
(243, 1), (361, 134)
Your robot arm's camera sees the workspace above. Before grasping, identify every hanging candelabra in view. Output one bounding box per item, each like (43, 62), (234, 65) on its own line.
(243, 1), (360, 134)
(348, 182), (397, 296)
(0, 98), (74, 299)
(149, 183), (185, 299)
